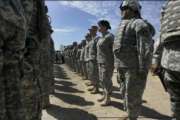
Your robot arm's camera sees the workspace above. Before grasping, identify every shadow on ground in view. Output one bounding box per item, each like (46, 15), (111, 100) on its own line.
(47, 104), (97, 120)
(110, 100), (171, 120)
(54, 64), (70, 80)
(54, 84), (84, 93)
(54, 92), (94, 106)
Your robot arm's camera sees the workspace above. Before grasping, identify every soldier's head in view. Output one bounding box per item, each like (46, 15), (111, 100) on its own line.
(45, 6), (48, 13)
(120, 0), (141, 19)
(85, 33), (91, 42)
(88, 25), (98, 36)
(78, 43), (82, 48)
(81, 40), (86, 46)
(73, 42), (77, 47)
(98, 20), (111, 33)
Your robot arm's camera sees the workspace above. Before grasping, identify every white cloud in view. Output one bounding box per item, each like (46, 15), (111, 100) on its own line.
(53, 27), (78, 33)
(58, 1), (121, 31)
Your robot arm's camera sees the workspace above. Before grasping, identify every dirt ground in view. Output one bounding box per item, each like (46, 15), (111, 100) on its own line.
(42, 64), (171, 120)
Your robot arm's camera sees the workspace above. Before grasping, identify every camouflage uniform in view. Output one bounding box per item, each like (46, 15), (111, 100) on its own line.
(152, 1), (180, 119)
(84, 40), (90, 80)
(97, 32), (114, 95)
(0, 1), (33, 119)
(113, 0), (155, 119)
(39, 7), (54, 108)
(72, 43), (78, 72)
(49, 38), (55, 93)
(21, 0), (48, 119)
(76, 45), (82, 74)
(87, 36), (99, 87)
(80, 40), (88, 79)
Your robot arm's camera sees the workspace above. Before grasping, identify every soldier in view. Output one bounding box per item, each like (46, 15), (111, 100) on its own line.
(80, 40), (88, 79)
(0, 1), (33, 119)
(21, 0), (50, 119)
(72, 42), (78, 72)
(97, 20), (114, 106)
(86, 26), (100, 94)
(113, 0), (155, 119)
(151, 1), (180, 120)
(84, 33), (91, 82)
(76, 43), (82, 74)
(39, 5), (55, 109)
(49, 37), (55, 94)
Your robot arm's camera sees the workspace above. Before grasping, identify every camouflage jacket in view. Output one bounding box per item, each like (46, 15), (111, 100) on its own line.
(152, 1), (180, 72)
(80, 47), (85, 62)
(97, 31), (114, 65)
(87, 36), (99, 61)
(113, 18), (155, 70)
(0, 0), (33, 30)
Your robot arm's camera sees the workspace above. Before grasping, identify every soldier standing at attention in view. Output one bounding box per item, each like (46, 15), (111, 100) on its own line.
(97, 20), (114, 106)
(79, 40), (86, 79)
(80, 40), (87, 79)
(113, 0), (155, 119)
(72, 42), (78, 72)
(84, 33), (92, 85)
(87, 26), (100, 94)
(151, 1), (180, 120)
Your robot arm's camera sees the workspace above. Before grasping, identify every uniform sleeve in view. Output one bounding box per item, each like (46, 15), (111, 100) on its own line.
(135, 19), (154, 71)
(105, 34), (114, 47)
(91, 38), (98, 60)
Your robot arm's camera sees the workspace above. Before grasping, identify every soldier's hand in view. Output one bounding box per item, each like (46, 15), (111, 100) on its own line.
(150, 64), (159, 76)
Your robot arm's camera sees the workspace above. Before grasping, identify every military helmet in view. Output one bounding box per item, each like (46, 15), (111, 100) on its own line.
(120, 0), (141, 13)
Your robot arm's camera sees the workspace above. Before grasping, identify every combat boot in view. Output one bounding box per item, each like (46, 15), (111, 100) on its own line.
(98, 90), (106, 102)
(101, 93), (111, 106)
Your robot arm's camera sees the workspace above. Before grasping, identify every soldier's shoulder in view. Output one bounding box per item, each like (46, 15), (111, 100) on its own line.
(132, 19), (149, 32)
(133, 19), (155, 36)
(106, 33), (114, 39)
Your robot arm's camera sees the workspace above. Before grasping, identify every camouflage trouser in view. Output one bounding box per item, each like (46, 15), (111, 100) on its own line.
(88, 60), (99, 86)
(86, 61), (90, 79)
(72, 59), (77, 72)
(98, 63), (114, 94)
(117, 68), (125, 97)
(39, 50), (51, 108)
(81, 61), (88, 79)
(49, 60), (55, 94)
(117, 68), (148, 118)
(21, 62), (41, 120)
(79, 61), (84, 76)
(76, 60), (81, 73)
(0, 20), (26, 120)
(164, 70), (180, 120)
(22, 34), (42, 120)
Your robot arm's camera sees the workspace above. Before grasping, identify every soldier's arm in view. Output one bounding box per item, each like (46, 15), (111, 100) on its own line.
(102, 34), (114, 48)
(151, 40), (163, 74)
(91, 39), (98, 60)
(135, 20), (154, 72)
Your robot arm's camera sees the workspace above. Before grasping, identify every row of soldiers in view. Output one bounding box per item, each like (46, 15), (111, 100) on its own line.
(0, 0), (55, 120)
(63, 0), (180, 120)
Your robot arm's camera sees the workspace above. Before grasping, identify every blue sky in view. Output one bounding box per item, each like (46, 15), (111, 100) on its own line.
(45, 1), (165, 50)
